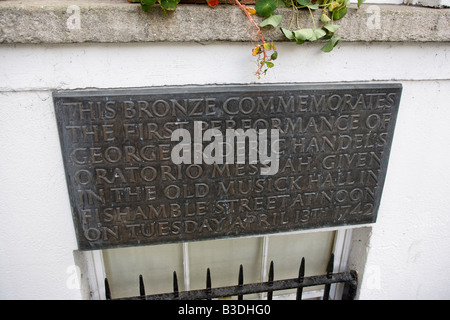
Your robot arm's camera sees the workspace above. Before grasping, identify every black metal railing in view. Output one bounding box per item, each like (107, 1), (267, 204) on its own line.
(105, 253), (358, 300)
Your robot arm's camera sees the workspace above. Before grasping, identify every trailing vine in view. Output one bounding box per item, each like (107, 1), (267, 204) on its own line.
(137, 0), (365, 78)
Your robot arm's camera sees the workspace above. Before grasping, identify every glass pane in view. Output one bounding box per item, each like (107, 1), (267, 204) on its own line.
(102, 243), (184, 299)
(188, 237), (262, 292)
(101, 230), (337, 300)
(267, 230), (335, 298)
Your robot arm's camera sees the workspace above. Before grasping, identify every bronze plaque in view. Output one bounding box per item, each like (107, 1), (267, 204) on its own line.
(54, 83), (402, 250)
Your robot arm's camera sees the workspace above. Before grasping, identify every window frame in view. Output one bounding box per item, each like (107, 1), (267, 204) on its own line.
(84, 227), (354, 300)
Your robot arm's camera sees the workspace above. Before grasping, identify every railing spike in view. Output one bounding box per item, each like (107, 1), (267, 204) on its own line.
(139, 274), (145, 298)
(296, 257), (305, 300)
(206, 268), (212, 300)
(238, 264), (244, 300)
(173, 271), (179, 299)
(267, 261), (274, 300)
(104, 278), (111, 300)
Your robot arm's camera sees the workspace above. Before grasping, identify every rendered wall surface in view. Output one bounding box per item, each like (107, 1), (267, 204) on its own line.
(0, 2), (449, 299)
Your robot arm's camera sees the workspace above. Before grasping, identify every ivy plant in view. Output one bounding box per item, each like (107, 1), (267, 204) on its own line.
(137, 0), (366, 77)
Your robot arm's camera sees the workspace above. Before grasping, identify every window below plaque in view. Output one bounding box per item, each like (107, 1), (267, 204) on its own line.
(102, 230), (338, 299)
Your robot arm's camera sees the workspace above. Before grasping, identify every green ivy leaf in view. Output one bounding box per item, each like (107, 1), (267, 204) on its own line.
(275, 0), (289, 7)
(323, 24), (340, 33)
(328, 0), (339, 11)
(296, 0), (310, 5)
(280, 27), (295, 40)
(261, 61), (275, 68)
(255, 0), (277, 17)
(308, 3), (319, 9)
(320, 13), (331, 23)
(332, 6), (347, 20)
(271, 51), (278, 60)
(321, 36), (341, 52)
(294, 28), (315, 41)
(140, 0), (157, 12)
(259, 15), (282, 28)
(159, 0), (179, 11)
(314, 29), (327, 40)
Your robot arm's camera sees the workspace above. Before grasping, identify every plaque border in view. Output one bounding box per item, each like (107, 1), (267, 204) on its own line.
(53, 82), (402, 250)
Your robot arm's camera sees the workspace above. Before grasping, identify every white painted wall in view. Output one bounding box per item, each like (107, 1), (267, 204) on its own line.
(0, 41), (449, 299)
(0, 90), (81, 299)
(357, 80), (450, 299)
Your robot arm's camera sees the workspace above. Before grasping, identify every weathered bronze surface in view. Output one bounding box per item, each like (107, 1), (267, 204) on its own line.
(53, 83), (402, 250)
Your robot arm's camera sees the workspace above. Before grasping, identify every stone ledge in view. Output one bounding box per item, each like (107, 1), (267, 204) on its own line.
(0, 1), (449, 44)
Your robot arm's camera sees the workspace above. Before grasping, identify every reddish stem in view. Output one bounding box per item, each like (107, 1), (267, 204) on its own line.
(234, 0), (270, 76)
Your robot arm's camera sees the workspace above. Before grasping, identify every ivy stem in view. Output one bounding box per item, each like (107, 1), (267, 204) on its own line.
(234, 1), (266, 45)
(234, 0), (270, 77)
(307, 6), (317, 30)
(289, 3), (295, 29)
(289, 0), (300, 30)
